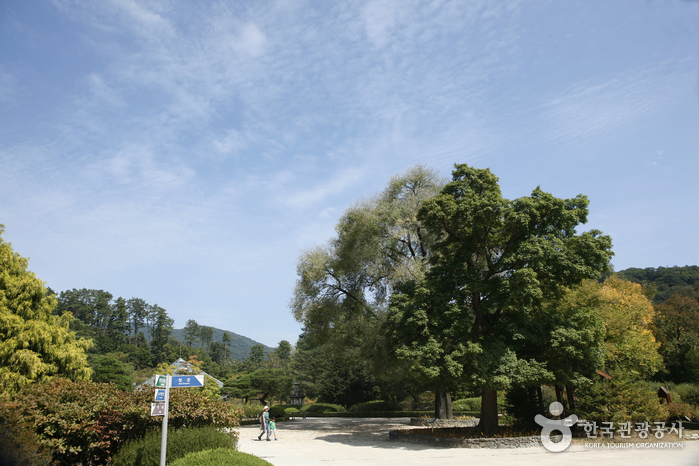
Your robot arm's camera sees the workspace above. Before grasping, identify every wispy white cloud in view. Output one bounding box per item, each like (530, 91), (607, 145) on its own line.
(280, 167), (368, 210)
(540, 62), (696, 146)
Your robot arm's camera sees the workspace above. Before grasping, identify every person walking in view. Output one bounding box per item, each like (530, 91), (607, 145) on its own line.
(257, 406), (271, 441)
(270, 417), (278, 440)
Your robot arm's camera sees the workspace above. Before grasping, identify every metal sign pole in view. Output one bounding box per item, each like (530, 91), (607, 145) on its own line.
(160, 374), (170, 466)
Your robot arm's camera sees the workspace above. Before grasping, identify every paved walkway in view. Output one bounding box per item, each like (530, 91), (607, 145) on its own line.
(236, 417), (699, 466)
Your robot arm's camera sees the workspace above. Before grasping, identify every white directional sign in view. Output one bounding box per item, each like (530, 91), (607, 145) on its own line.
(171, 375), (204, 388)
(151, 403), (166, 416)
(155, 389), (166, 402)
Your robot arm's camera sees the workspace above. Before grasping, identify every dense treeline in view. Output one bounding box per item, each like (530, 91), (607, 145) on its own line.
(51, 288), (284, 389)
(617, 265), (699, 303)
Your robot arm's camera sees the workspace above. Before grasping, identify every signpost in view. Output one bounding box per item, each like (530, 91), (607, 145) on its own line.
(171, 375), (204, 388)
(150, 374), (206, 466)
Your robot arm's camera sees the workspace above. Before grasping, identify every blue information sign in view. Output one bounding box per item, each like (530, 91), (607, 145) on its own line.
(155, 389), (166, 401)
(171, 375), (204, 388)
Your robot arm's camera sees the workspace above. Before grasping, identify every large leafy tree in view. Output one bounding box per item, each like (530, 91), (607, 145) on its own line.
(653, 294), (699, 382)
(291, 166), (445, 406)
(292, 165), (444, 348)
(0, 226), (93, 397)
(386, 164), (613, 434)
(595, 277), (663, 378)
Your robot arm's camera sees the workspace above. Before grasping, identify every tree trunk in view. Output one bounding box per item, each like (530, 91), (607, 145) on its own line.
(434, 389), (453, 419)
(537, 385), (544, 413)
(555, 385), (567, 414)
(565, 384), (576, 412)
(478, 386), (499, 436)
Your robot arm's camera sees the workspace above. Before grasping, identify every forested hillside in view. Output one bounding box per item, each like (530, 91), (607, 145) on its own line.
(171, 327), (273, 360)
(617, 265), (699, 303)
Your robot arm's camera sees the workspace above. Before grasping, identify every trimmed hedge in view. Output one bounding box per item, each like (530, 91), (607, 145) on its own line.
(299, 403), (347, 413)
(169, 448), (272, 466)
(349, 400), (402, 412)
(268, 405), (288, 421)
(111, 426), (237, 466)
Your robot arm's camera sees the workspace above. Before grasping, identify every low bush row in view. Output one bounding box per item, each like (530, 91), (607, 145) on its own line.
(170, 448), (272, 466)
(112, 426), (237, 466)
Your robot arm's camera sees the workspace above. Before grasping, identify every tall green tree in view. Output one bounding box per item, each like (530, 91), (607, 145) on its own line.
(387, 164), (613, 434)
(221, 331), (233, 360)
(0, 226), (93, 397)
(248, 369), (293, 405)
(183, 319), (200, 347)
(149, 304), (174, 365)
(109, 297), (130, 346)
(246, 344), (266, 371)
(291, 165), (445, 402)
(127, 298), (148, 344)
(199, 325), (214, 352)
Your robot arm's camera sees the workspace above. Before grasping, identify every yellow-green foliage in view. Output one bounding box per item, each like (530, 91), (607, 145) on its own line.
(568, 278), (664, 379)
(0, 225), (92, 397)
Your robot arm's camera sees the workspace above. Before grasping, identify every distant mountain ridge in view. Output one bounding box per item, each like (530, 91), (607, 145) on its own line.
(171, 327), (274, 361)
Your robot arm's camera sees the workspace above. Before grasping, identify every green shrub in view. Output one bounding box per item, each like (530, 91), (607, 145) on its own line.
(349, 400), (402, 412)
(451, 397), (482, 412)
(667, 402), (698, 422)
(0, 410), (54, 466)
(268, 405), (287, 420)
(169, 448), (272, 466)
(228, 401), (266, 420)
(576, 375), (669, 424)
(4, 378), (240, 466)
(300, 403), (346, 413)
(111, 426), (237, 466)
(284, 407), (299, 414)
(4, 378), (148, 466)
(671, 384), (699, 406)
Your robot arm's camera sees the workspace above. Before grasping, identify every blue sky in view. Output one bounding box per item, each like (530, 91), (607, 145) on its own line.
(1, 0), (698, 348)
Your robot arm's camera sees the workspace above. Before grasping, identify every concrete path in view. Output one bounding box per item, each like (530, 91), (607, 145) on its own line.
(236, 417), (699, 466)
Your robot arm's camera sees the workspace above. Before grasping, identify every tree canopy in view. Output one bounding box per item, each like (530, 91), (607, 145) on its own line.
(385, 164), (614, 433)
(0, 226), (92, 397)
